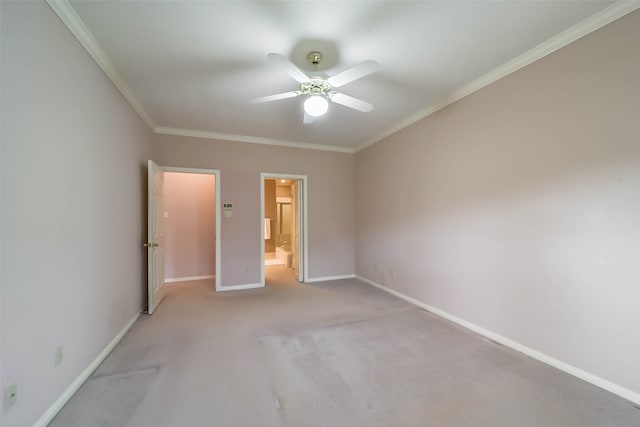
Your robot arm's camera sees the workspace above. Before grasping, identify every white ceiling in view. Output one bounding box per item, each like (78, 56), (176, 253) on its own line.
(53, 0), (631, 152)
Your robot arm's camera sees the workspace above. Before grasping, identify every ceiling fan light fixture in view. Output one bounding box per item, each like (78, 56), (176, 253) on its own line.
(252, 52), (377, 122)
(304, 95), (328, 117)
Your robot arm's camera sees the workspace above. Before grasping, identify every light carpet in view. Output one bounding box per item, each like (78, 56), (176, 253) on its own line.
(50, 266), (640, 426)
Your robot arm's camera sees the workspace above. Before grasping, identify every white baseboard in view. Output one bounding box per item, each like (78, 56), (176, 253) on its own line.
(165, 274), (215, 283)
(217, 282), (262, 292)
(355, 275), (640, 405)
(34, 312), (141, 427)
(305, 274), (356, 283)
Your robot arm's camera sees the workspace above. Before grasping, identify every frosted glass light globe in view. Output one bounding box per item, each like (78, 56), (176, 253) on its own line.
(304, 95), (328, 117)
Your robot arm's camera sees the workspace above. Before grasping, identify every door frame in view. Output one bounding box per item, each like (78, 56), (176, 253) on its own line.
(260, 173), (308, 286)
(163, 166), (221, 291)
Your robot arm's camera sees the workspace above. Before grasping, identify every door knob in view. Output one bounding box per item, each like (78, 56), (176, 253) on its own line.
(143, 242), (151, 248)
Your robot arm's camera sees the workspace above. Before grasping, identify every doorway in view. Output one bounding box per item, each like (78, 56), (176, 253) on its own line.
(261, 173), (308, 286)
(162, 167), (220, 290)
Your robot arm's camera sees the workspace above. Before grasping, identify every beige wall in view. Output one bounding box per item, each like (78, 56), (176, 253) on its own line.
(276, 184), (292, 198)
(153, 134), (355, 284)
(1, 2), (152, 425)
(164, 172), (216, 280)
(355, 11), (640, 397)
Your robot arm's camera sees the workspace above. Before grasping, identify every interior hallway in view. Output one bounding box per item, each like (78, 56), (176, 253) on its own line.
(51, 268), (640, 426)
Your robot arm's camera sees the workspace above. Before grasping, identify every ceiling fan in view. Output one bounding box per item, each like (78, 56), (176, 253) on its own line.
(251, 52), (378, 124)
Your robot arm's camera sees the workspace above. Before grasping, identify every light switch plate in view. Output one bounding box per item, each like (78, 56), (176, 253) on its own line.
(5, 383), (17, 409)
(55, 345), (64, 367)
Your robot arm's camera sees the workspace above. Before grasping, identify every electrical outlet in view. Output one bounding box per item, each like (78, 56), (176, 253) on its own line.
(55, 345), (64, 367)
(5, 383), (17, 409)
(244, 265), (249, 272)
(374, 263), (378, 273)
(390, 268), (395, 278)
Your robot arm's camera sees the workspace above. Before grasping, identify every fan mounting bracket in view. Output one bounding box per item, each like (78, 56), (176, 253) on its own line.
(306, 51), (323, 67)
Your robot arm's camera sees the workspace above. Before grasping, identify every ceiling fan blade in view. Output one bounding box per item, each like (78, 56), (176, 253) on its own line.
(250, 91), (301, 103)
(303, 112), (316, 124)
(330, 93), (374, 112)
(268, 53), (310, 84)
(327, 60), (378, 88)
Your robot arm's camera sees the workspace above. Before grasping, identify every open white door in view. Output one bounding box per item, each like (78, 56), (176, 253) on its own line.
(147, 160), (165, 314)
(292, 180), (303, 282)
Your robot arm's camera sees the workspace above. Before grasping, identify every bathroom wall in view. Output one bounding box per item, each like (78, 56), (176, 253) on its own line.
(276, 184), (292, 198)
(264, 179), (276, 253)
(164, 172), (216, 281)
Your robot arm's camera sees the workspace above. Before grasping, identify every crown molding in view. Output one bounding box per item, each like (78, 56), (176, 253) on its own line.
(46, 0), (352, 154)
(154, 127), (355, 154)
(46, 0), (156, 129)
(48, 0), (637, 155)
(45, 0), (355, 154)
(354, 0), (640, 153)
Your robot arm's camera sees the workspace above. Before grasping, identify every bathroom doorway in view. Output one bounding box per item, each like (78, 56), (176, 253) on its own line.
(261, 173), (307, 285)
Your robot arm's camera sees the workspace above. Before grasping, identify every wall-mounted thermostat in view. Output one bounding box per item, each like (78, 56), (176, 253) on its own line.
(223, 203), (232, 218)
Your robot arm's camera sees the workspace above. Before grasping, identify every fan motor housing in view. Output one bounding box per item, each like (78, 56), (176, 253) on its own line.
(301, 77), (333, 97)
